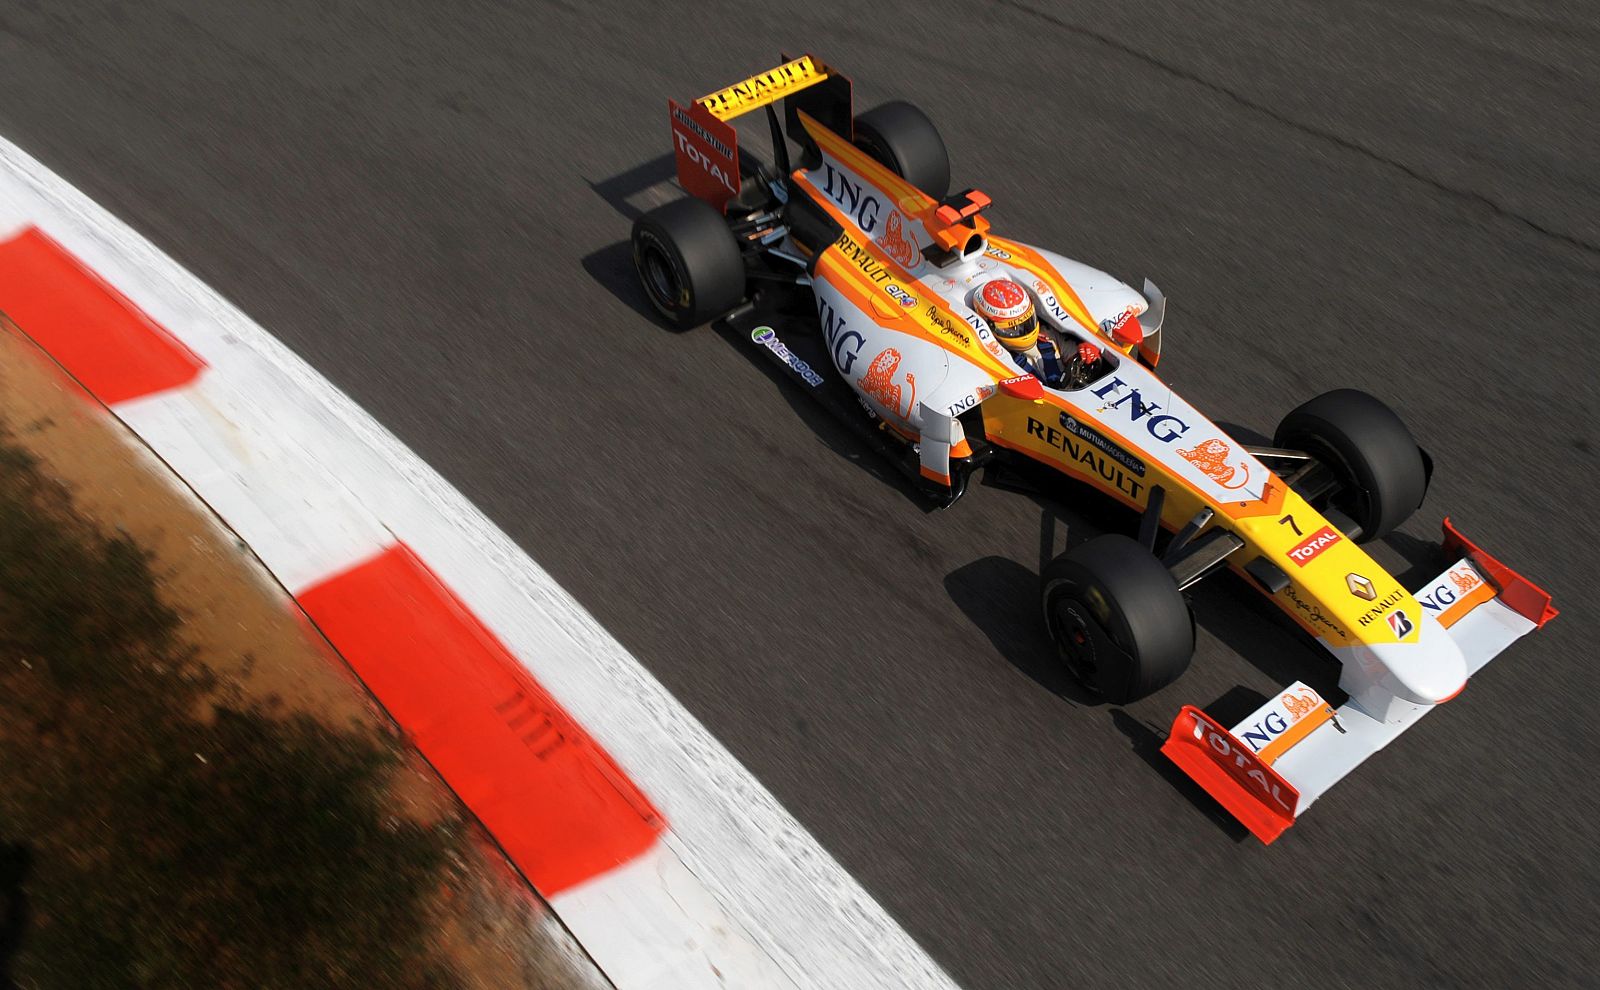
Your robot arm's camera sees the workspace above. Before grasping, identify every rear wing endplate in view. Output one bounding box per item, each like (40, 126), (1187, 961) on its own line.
(668, 55), (845, 213)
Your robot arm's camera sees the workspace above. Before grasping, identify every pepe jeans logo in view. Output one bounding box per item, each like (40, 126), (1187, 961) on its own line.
(1285, 585), (1349, 639)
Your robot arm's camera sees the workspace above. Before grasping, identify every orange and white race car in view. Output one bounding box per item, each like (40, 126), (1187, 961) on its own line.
(630, 56), (1557, 843)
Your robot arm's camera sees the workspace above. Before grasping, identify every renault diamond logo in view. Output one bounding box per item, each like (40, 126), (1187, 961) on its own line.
(1346, 573), (1377, 600)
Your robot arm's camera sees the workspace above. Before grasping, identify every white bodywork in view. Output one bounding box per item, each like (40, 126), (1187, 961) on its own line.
(793, 146), (1273, 510)
(786, 134), (1552, 842)
(1226, 555), (1537, 817)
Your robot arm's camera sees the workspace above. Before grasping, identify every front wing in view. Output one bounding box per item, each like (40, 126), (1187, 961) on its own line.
(1162, 518), (1556, 843)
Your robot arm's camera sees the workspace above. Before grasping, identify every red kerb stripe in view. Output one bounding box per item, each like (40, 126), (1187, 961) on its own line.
(0, 226), (204, 403)
(297, 543), (663, 894)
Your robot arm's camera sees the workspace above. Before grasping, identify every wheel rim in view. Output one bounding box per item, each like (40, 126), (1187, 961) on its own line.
(1050, 599), (1101, 690)
(640, 243), (682, 311)
(1299, 435), (1377, 536)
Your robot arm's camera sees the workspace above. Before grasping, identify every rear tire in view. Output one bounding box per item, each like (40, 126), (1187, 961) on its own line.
(1040, 535), (1194, 703)
(631, 198), (745, 329)
(1274, 389), (1427, 542)
(853, 101), (950, 200)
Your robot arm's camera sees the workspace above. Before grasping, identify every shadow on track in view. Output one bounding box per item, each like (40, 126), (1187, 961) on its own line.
(583, 237), (925, 504)
(0, 842), (31, 990)
(586, 154), (678, 223)
(940, 461), (1357, 842)
(583, 162), (933, 505)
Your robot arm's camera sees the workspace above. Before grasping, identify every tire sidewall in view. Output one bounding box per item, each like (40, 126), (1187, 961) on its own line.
(852, 101), (951, 201)
(632, 224), (694, 322)
(1041, 535), (1194, 703)
(630, 198), (746, 329)
(1275, 390), (1426, 542)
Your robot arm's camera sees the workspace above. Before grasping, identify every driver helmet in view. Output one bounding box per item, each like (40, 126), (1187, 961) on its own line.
(974, 279), (1038, 351)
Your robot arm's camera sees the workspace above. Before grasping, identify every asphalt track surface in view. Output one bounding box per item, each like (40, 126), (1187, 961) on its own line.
(4, 2), (1597, 986)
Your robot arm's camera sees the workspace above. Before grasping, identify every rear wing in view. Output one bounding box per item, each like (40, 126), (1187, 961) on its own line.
(667, 54), (850, 212)
(1163, 518), (1555, 843)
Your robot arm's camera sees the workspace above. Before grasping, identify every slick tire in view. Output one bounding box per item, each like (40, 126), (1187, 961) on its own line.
(631, 198), (745, 330)
(1040, 535), (1194, 704)
(853, 101), (951, 201)
(1274, 389), (1428, 543)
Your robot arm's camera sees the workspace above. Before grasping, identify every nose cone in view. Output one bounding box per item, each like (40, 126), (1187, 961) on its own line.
(1364, 623), (1469, 707)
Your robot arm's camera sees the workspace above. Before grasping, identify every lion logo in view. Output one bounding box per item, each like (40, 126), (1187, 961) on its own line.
(1177, 438), (1250, 490)
(858, 348), (916, 419)
(1449, 569), (1480, 594)
(1281, 689), (1320, 721)
(876, 211), (921, 268)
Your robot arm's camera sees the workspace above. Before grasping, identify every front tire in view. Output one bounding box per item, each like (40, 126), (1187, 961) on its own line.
(631, 198), (745, 329)
(1274, 389), (1427, 542)
(1041, 535), (1194, 703)
(853, 101), (950, 200)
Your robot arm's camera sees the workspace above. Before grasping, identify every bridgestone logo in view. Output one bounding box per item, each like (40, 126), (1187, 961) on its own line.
(671, 106), (731, 158)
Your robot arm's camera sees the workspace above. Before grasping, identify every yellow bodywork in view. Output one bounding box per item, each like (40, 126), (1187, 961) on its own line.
(980, 393), (1422, 650)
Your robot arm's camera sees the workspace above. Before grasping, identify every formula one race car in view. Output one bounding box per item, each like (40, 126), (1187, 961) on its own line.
(630, 56), (1557, 843)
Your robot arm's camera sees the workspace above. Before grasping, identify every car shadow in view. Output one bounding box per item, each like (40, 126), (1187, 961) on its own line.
(583, 226), (937, 507)
(941, 466), (1358, 837)
(703, 309), (927, 506)
(944, 554), (1097, 705)
(1107, 708), (1252, 842)
(580, 240), (663, 325)
(586, 154), (679, 223)
(0, 842), (31, 990)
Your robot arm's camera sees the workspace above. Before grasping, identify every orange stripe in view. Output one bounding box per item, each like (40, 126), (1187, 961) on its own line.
(1257, 704), (1334, 765)
(0, 226), (205, 403)
(298, 544), (663, 895)
(802, 151), (1288, 525)
(984, 235), (1103, 339)
(809, 204), (1018, 380)
(802, 112), (1006, 260)
(801, 111), (936, 213)
(1438, 580), (1498, 629)
(1216, 472), (1290, 521)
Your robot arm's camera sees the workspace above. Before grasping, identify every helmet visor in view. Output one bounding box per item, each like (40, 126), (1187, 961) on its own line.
(993, 311), (1038, 350)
